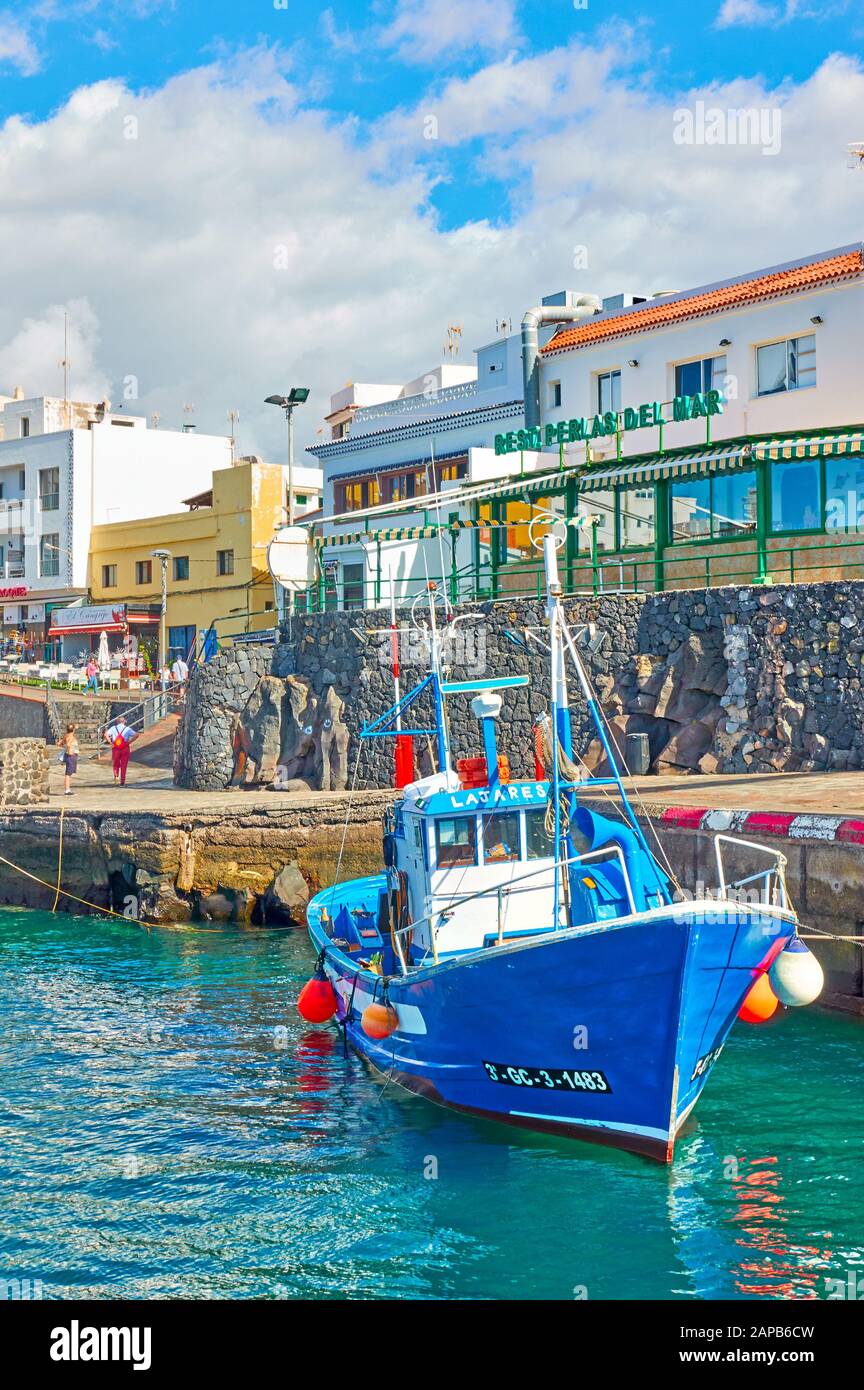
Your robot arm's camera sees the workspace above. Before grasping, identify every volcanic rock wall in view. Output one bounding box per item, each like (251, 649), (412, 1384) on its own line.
(174, 580), (864, 791)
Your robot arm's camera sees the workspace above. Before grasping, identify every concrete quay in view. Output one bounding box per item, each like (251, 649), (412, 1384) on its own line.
(0, 751), (860, 1013)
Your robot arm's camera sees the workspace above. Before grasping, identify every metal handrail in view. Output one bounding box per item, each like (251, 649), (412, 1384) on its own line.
(713, 833), (788, 908)
(95, 680), (185, 754)
(386, 843), (638, 975)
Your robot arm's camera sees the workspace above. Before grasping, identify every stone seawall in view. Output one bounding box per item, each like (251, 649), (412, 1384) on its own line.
(175, 579), (864, 792)
(0, 793), (393, 924)
(0, 791), (859, 1014)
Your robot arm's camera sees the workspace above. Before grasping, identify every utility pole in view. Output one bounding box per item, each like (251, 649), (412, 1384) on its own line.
(151, 549), (171, 684)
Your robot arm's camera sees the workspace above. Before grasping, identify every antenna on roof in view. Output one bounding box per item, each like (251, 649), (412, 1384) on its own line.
(58, 310), (71, 426)
(443, 324), (462, 357)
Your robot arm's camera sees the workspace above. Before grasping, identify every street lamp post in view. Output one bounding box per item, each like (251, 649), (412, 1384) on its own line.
(265, 388), (309, 613)
(151, 548), (171, 684)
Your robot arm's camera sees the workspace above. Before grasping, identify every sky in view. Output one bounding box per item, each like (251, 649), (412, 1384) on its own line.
(0, 0), (862, 460)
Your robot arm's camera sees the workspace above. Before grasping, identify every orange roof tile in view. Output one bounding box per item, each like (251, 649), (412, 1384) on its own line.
(542, 248), (864, 356)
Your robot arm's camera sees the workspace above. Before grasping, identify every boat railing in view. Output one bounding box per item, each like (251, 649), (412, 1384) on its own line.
(713, 834), (789, 910)
(390, 843), (637, 974)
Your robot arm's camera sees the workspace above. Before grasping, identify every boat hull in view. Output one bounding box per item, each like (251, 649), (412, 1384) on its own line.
(307, 883), (793, 1162)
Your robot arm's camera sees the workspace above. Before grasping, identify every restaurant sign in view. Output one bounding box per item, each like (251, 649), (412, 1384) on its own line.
(0, 586), (28, 599)
(51, 603), (126, 631)
(494, 389), (724, 457)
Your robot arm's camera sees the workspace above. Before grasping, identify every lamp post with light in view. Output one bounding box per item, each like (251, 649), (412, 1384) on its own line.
(265, 388), (309, 615)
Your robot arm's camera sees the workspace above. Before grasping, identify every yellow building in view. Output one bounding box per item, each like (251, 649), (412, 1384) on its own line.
(89, 457), (289, 662)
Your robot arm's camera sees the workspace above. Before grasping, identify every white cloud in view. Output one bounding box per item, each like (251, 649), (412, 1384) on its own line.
(0, 44), (862, 467)
(714, 0), (843, 26)
(380, 0), (520, 64)
(0, 12), (41, 74)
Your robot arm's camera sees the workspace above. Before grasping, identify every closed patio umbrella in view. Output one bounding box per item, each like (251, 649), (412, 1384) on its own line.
(98, 630), (110, 670)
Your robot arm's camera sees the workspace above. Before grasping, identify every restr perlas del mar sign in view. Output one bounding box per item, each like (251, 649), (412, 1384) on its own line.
(494, 389), (724, 457)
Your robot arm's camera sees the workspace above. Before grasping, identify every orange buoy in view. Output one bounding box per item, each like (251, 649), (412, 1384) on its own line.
(297, 975), (338, 1023)
(738, 972), (779, 1023)
(361, 1002), (399, 1039)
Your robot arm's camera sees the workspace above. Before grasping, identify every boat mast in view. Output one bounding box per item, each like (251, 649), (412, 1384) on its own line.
(426, 583), (452, 776)
(544, 535), (567, 927)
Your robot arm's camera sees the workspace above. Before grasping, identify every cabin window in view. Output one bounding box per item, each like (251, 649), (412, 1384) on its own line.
(525, 809), (553, 859)
(481, 812), (520, 863)
(435, 815), (477, 868)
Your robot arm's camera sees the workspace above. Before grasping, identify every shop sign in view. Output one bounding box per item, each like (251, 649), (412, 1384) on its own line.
(494, 390), (724, 457)
(0, 586), (28, 599)
(51, 603), (126, 630)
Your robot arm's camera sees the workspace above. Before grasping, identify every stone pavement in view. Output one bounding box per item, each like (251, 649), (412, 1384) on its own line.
(46, 745), (864, 818)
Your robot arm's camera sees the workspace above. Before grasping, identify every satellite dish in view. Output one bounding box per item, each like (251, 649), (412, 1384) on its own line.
(267, 526), (313, 592)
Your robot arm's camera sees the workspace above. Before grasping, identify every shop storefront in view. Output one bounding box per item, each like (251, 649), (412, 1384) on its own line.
(1, 587), (47, 659)
(47, 602), (161, 670)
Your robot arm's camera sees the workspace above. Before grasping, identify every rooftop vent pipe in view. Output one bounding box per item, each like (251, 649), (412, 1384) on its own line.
(521, 295), (600, 430)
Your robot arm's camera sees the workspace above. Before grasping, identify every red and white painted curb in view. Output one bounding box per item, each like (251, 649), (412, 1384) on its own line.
(656, 806), (864, 846)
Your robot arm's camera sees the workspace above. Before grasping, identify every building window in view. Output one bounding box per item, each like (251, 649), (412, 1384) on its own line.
(135, 559), (152, 585)
(0, 482), (4, 499)
(771, 460), (822, 533)
(381, 468), (426, 505)
(18, 469), (25, 490)
(38, 467), (60, 511)
(295, 494), (308, 507)
(670, 471), (758, 542)
(590, 490), (617, 550)
(173, 555), (189, 581)
(674, 355), (726, 397)
(20, 417), (29, 438)
(102, 564), (117, 587)
(434, 458), (468, 488)
(168, 625), (196, 660)
(549, 380), (562, 409)
(342, 562), (364, 610)
(757, 334), (816, 396)
(217, 549), (234, 576)
(39, 533), (60, 577)
(434, 815), (477, 868)
(597, 370), (621, 415)
(619, 487), (656, 549)
(826, 457), (864, 533)
(334, 477), (380, 512)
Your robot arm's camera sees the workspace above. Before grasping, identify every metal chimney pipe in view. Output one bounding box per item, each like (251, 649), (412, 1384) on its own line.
(521, 296), (601, 430)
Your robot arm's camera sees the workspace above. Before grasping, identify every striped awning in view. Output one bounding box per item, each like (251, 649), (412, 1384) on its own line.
(577, 443), (751, 493)
(319, 511), (595, 550)
(752, 432), (864, 462)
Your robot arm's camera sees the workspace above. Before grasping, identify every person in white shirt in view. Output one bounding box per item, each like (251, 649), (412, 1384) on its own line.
(103, 714), (137, 786)
(171, 656), (189, 685)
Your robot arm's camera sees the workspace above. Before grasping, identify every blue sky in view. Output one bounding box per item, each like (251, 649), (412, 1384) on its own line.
(4, 0), (861, 228)
(0, 0), (861, 454)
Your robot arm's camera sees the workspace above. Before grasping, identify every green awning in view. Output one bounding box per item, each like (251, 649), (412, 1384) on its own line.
(319, 511), (595, 550)
(752, 432), (864, 462)
(577, 443), (751, 492)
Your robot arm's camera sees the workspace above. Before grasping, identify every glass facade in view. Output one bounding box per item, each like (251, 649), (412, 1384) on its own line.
(670, 471), (756, 542)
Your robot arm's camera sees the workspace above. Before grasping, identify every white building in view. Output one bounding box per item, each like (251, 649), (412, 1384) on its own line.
(0, 390), (234, 649)
(307, 334), (537, 607)
(310, 243), (864, 605)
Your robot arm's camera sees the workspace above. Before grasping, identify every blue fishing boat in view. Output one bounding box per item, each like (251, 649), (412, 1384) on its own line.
(300, 539), (823, 1161)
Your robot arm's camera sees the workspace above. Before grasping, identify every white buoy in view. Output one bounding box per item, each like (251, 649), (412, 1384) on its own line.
(769, 937), (824, 1007)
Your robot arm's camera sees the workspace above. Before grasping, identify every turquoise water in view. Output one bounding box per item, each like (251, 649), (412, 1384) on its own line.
(0, 908), (862, 1301)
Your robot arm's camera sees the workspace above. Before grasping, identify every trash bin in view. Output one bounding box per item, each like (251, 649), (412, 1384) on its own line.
(625, 732), (651, 775)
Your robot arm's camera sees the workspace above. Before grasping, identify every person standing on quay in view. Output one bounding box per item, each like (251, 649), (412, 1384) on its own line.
(104, 713), (137, 786)
(58, 723), (79, 796)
